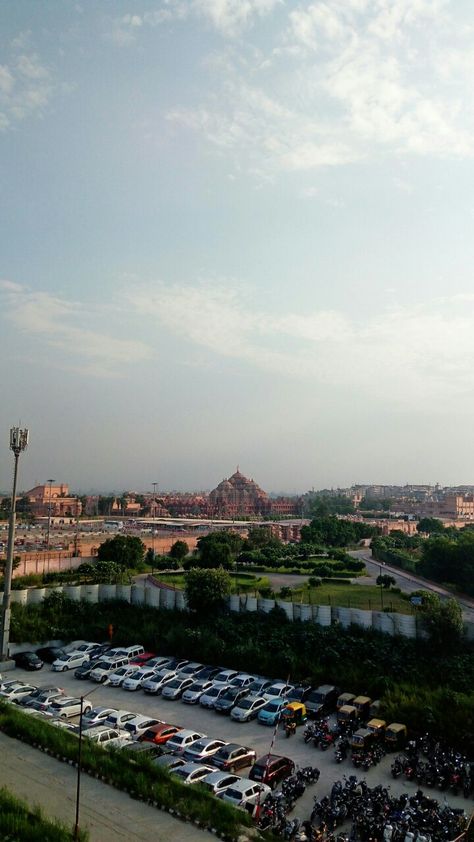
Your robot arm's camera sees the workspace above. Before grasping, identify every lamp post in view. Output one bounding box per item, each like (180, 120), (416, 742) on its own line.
(151, 482), (158, 563)
(46, 478), (55, 552)
(74, 681), (104, 841)
(1, 426), (29, 661)
(379, 564), (384, 610)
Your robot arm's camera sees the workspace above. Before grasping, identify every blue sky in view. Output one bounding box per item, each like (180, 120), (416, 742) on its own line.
(1, 0), (474, 493)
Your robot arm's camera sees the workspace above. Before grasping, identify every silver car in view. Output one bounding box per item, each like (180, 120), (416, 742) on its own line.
(181, 680), (214, 704)
(142, 669), (178, 695)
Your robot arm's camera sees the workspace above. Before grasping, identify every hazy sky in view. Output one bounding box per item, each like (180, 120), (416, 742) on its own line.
(1, 0), (474, 494)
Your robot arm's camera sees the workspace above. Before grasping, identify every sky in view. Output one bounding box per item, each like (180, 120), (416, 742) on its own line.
(1, 0), (474, 495)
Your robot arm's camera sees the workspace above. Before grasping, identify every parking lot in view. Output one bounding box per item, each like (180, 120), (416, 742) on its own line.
(8, 659), (470, 830)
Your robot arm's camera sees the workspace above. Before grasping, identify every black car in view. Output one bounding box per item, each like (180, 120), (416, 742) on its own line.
(12, 651), (44, 671)
(74, 659), (101, 680)
(36, 647), (67, 664)
(88, 643), (111, 659)
(193, 665), (221, 682)
(287, 684), (312, 703)
(214, 687), (249, 714)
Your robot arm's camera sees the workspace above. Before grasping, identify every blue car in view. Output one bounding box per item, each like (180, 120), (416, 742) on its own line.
(257, 698), (289, 726)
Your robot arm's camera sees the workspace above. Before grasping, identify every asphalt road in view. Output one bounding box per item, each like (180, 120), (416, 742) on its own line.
(7, 663), (471, 834)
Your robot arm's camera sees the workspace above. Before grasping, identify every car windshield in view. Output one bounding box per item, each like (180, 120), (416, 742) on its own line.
(114, 668), (127, 676)
(225, 788), (241, 800)
(93, 662), (109, 670)
(166, 679), (181, 689)
(127, 671), (141, 680)
(265, 701), (280, 712)
(86, 708), (104, 717)
(207, 686), (223, 698)
(173, 768), (189, 779)
(223, 688), (240, 700)
(267, 686), (283, 695)
(190, 683), (206, 692)
(238, 699), (253, 710)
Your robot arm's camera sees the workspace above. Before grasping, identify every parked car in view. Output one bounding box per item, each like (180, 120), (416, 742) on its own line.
(142, 669), (177, 695)
(257, 698), (289, 726)
(52, 652), (90, 672)
(82, 726), (132, 749)
(129, 652), (156, 667)
(107, 666), (138, 688)
(230, 695), (267, 723)
(74, 659), (102, 680)
(212, 743), (256, 773)
(19, 686), (64, 708)
(161, 676), (194, 700)
(220, 778), (271, 809)
(171, 762), (215, 785)
(306, 684), (339, 718)
(121, 715), (160, 739)
(214, 687), (249, 714)
(121, 742), (167, 761)
(229, 673), (254, 689)
(182, 680), (214, 704)
(138, 723), (182, 745)
(74, 642), (100, 656)
(166, 730), (206, 755)
(48, 697), (92, 719)
(89, 657), (130, 683)
(82, 707), (118, 727)
(141, 656), (173, 671)
(122, 668), (158, 691)
(263, 682), (295, 701)
(109, 645), (144, 661)
(162, 657), (189, 672)
(12, 651), (43, 671)
(200, 771), (241, 797)
(106, 710), (138, 729)
(249, 754), (295, 789)
(182, 738), (227, 763)
(87, 643), (111, 659)
(212, 669), (238, 684)
(153, 755), (185, 771)
(287, 684), (313, 704)
(199, 683), (231, 710)
(36, 647), (67, 664)
(176, 662), (204, 678)
(247, 678), (272, 696)
(193, 665), (221, 682)
(0, 682), (38, 702)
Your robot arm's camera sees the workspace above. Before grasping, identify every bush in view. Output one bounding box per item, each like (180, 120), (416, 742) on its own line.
(0, 786), (88, 841)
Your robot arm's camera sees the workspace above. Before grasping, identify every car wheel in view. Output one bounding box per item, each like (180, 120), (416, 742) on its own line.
(100, 676), (107, 683)
(229, 765), (235, 773)
(84, 706), (92, 714)
(62, 666), (67, 672)
(60, 713), (68, 719)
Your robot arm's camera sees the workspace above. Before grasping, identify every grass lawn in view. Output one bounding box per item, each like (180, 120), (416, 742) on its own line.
(291, 581), (413, 613)
(155, 572), (271, 594)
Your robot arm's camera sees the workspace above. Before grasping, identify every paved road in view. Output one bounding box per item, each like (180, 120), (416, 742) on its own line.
(350, 550), (474, 622)
(0, 731), (215, 841)
(6, 665), (470, 832)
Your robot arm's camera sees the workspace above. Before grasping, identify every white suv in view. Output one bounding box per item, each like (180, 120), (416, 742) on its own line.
(90, 657), (129, 683)
(52, 652), (90, 672)
(220, 778), (271, 809)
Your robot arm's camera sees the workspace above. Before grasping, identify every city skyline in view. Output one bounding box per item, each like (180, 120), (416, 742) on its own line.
(2, 2), (474, 491)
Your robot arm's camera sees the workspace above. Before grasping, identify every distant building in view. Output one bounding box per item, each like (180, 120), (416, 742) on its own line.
(208, 469), (300, 518)
(25, 483), (81, 518)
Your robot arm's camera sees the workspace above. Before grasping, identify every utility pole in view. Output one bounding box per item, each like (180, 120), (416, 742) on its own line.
(1, 427), (29, 661)
(151, 481), (158, 562)
(46, 478), (55, 552)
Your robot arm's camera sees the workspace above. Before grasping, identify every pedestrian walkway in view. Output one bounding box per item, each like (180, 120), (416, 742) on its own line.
(0, 733), (214, 841)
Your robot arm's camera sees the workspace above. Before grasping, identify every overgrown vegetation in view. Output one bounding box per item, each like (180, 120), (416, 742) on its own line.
(0, 785), (88, 841)
(0, 704), (250, 839)
(9, 594), (474, 751)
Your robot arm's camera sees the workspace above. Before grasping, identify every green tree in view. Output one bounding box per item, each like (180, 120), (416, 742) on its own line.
(244, 527), (282, 551)
(184, 567), (231, 614)
(96, 535), (145, 570)
(169, 540), (189, 561)
(77, 559), (122, 583)
(194, 531), (243, 569)
(376, 574), (396, 589)
(418, 593), (464, 651)
(305, 494), (354, 517)
(97, 496), (114, 516)
(416, 517), (445, 534)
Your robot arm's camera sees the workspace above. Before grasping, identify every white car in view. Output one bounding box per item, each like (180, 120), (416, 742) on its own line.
(51, 652), (90, 672)
(213, 669), (238, 684)
(121, 668), (157, 691)
(74, 642), (100, 655)
(47, 697), (92, 719)
(82, 725), (132, 749)
(64, 640), (88, 653)
(0, 682), (38, 702)
(142, 669), (177, 695)
(229, 674), (255, 689)
(199, 683), (231, 710)
(263, 682), (295, 700)
(230, 695), (267, 722)
(171, 762), (215, 785)
(107, 667), (137, 687)
(176, 662), (204, 678)
(122, 715), (161, 739)
(105, 710), (138, 729)
(182, 738), (227, 763)
(166, 729), (206, 755)
(89, 657), (129, 683)
(161, 676), (194, 700)
(145, 656), (174, 671)
(220, 778), (271, 809)
(82, 706), (118, 727)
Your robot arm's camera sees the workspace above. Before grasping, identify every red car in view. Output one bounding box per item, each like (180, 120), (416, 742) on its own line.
(129, 652), (156, 667)
(138, 723), (182, 745)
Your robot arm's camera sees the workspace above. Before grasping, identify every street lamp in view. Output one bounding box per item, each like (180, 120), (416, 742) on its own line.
(46, 478), (55, 552)
(74, 682), (104, 840)
(151, 482), (158, 563)
(1, 426), (29, 661)
(379, 564), (384, 610)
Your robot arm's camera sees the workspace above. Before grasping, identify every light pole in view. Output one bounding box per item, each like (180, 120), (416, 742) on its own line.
(379, 564), (384, 610)
(151, 482), (157, 563)
(1, 426), (29, 661)
(46, 478), (55, 552)
(74, 681), (103, 841)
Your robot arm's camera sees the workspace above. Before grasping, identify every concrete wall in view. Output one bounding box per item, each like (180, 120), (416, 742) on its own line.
(4, 582), (467, 641)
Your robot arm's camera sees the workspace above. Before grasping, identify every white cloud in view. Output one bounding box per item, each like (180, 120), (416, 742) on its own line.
(0, 48), (55, 131)
(126, 281), (474, 404)
(0, 282), (151, 377)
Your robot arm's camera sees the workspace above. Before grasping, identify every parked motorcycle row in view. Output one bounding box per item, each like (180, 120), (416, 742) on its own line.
(391, 736), (474, 799)
(309, 776), (467, 842)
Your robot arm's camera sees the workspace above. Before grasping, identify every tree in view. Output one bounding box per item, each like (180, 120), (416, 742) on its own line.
(244, 527), (282, 551)
(416, 517), (445, 534)
(184, 567), (231, 615)
(194, 531), (243, 569)
(417, 593), (464, 651)
(169, 540), (189, 561)
(376, 574), (396, 589)
(77, 559), (122, 583)
(97, 534), (145, 570)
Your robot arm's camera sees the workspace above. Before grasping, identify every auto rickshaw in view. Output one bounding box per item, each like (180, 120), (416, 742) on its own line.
(350, 727), (375, 750)
(337, 692), (356, 711)
(366, 718), (387, 740)
(385, 722), (408, 750)
(353, 695), (372, 721)
(281, 701), (307, 729)
(369, 699), (381, 718)
(337, 704), (358, 727)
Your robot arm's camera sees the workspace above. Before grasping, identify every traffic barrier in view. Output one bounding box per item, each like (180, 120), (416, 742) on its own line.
(131, 585), (146, 605)
(63, 585), (82, 601)
(98, 584), (117, 601)
(9, 590), (28, 605)
(276, 600), (294, 620)
(351, 608), (372, 629)
(145, 587), (161, 607)
(116, 584), (132, 602)
(81, 583), (99, 603)
(314, 605), (331, 626)
(336, 606), (352, 629)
